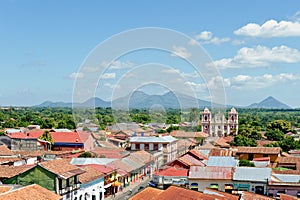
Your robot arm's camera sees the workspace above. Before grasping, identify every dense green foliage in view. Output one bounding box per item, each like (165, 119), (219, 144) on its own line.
(1, 107), (300, 140)
(39, 130), (53, 148)
(78, 151), (93, 158)
(239, 159), (255, 167)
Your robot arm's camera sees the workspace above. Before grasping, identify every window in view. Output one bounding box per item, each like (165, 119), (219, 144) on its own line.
(190, 183), (198, 191)
(144, 144), (149, 150)
(255, 186), (264, 195)
(154, 143), (158, 150)
(74, 176), (79, 184)
(210, 183), (219, 190)
(136, 144), (140, 149)
(69, 177), (74, 186)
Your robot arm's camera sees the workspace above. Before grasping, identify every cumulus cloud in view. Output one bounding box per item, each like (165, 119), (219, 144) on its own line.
(234, 19), (300, 37)
(100, 60), (136, 69)
(69, 72), (84, 79)
(101, 73), (116, 79)
(184, 81), (206, 92)
(189, 31), (230, 45)
(171, 46), (192, 59)
(227, 73), (300, 89)
(208, 45), (300, 69)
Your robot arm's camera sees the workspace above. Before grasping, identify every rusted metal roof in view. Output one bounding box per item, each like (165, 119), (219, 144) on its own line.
(237, 147), (280, 154)
(189, 166), (234, 180)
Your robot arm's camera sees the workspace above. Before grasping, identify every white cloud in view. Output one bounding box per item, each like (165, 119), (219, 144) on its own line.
(234, 19), (300, 37)
(207, 76), (231, 89)
(101, 73), (116, 79)
(208, 45), (300, 69)
(190, 31), (230, 45)
(228, 73), (300, 90)
(195, 31), (213, 40)
(82, 66), (100, 72)
(69, 72), (84, 79)
(171, 45), (192, 59)
(100, 60), (136, 69)
(162, 68), (180, 74)
(291, 11), (300, 22)
(184, 81), (206, 92)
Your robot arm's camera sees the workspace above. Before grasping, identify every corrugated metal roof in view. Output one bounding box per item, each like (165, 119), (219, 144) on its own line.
(207, 156), (238, 167)
(130, 135), (177, 143)
(237, 147), (280, 154)
(273, 174), (300, 183)
(70, 158), (117, 165)
(189, 166), (234, 180)
(121, 156), (144, 171)
(233, 167), (271, 182)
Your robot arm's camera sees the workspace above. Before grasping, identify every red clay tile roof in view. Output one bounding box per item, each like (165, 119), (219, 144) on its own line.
(256, 140), (273, 147)
(0, 186), (12, 194)
(213, 137), (230, 148)
(78, 165), (104, 184)
(39, 158), (85, 178)
(0, 145), (14, 156)
(289, 150), (300, 154)
(91, 147), (129, 158)
(178, 154), (205, 166)
(0, 184), (62, 200)
(51, 131), (83, 143)
(280, 193), (298, 200)
(170, 130), (208, 138)
(130, 150), (154, 164)
(129, 187), (163, 200)
(0, 165), (34, 179)
(76, 131), (91, 143)
(6, 130), (44, 139)
(84, 164), (115, 174)
(189, 166), (234, 180)
(237, 147), (281, 154)
(154, 167), (188, 177)
(278, 156), (300, 164)
(240, 191), (273, 200)
(107, 159), (132, 173)
(155, 186), (232, 200)
(199, 142), (215, 149)
(188, 149), (208, 160)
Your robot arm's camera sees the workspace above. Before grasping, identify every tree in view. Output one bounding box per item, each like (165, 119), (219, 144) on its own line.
(267, 120), (293, 134)
(39, 130), (54, 149)
(232, 134), (257, 147)
(239, 159), (255, 167)
(265, 129), (285, 141)
(279, 136), (300, 152)
(188, 108), (199, 125)
(78, 151), (93, 158)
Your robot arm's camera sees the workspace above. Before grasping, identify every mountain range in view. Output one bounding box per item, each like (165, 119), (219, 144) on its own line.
(35, 91), (291, 109)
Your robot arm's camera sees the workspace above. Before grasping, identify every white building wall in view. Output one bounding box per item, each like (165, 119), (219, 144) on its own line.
(73, 180), (105, 200)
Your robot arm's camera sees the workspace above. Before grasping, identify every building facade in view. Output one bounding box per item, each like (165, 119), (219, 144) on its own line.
(129, 136), (178, 164)
(201, 107), (238, 137)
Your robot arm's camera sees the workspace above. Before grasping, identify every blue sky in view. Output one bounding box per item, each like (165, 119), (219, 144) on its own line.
(1, 0), (300, 107)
